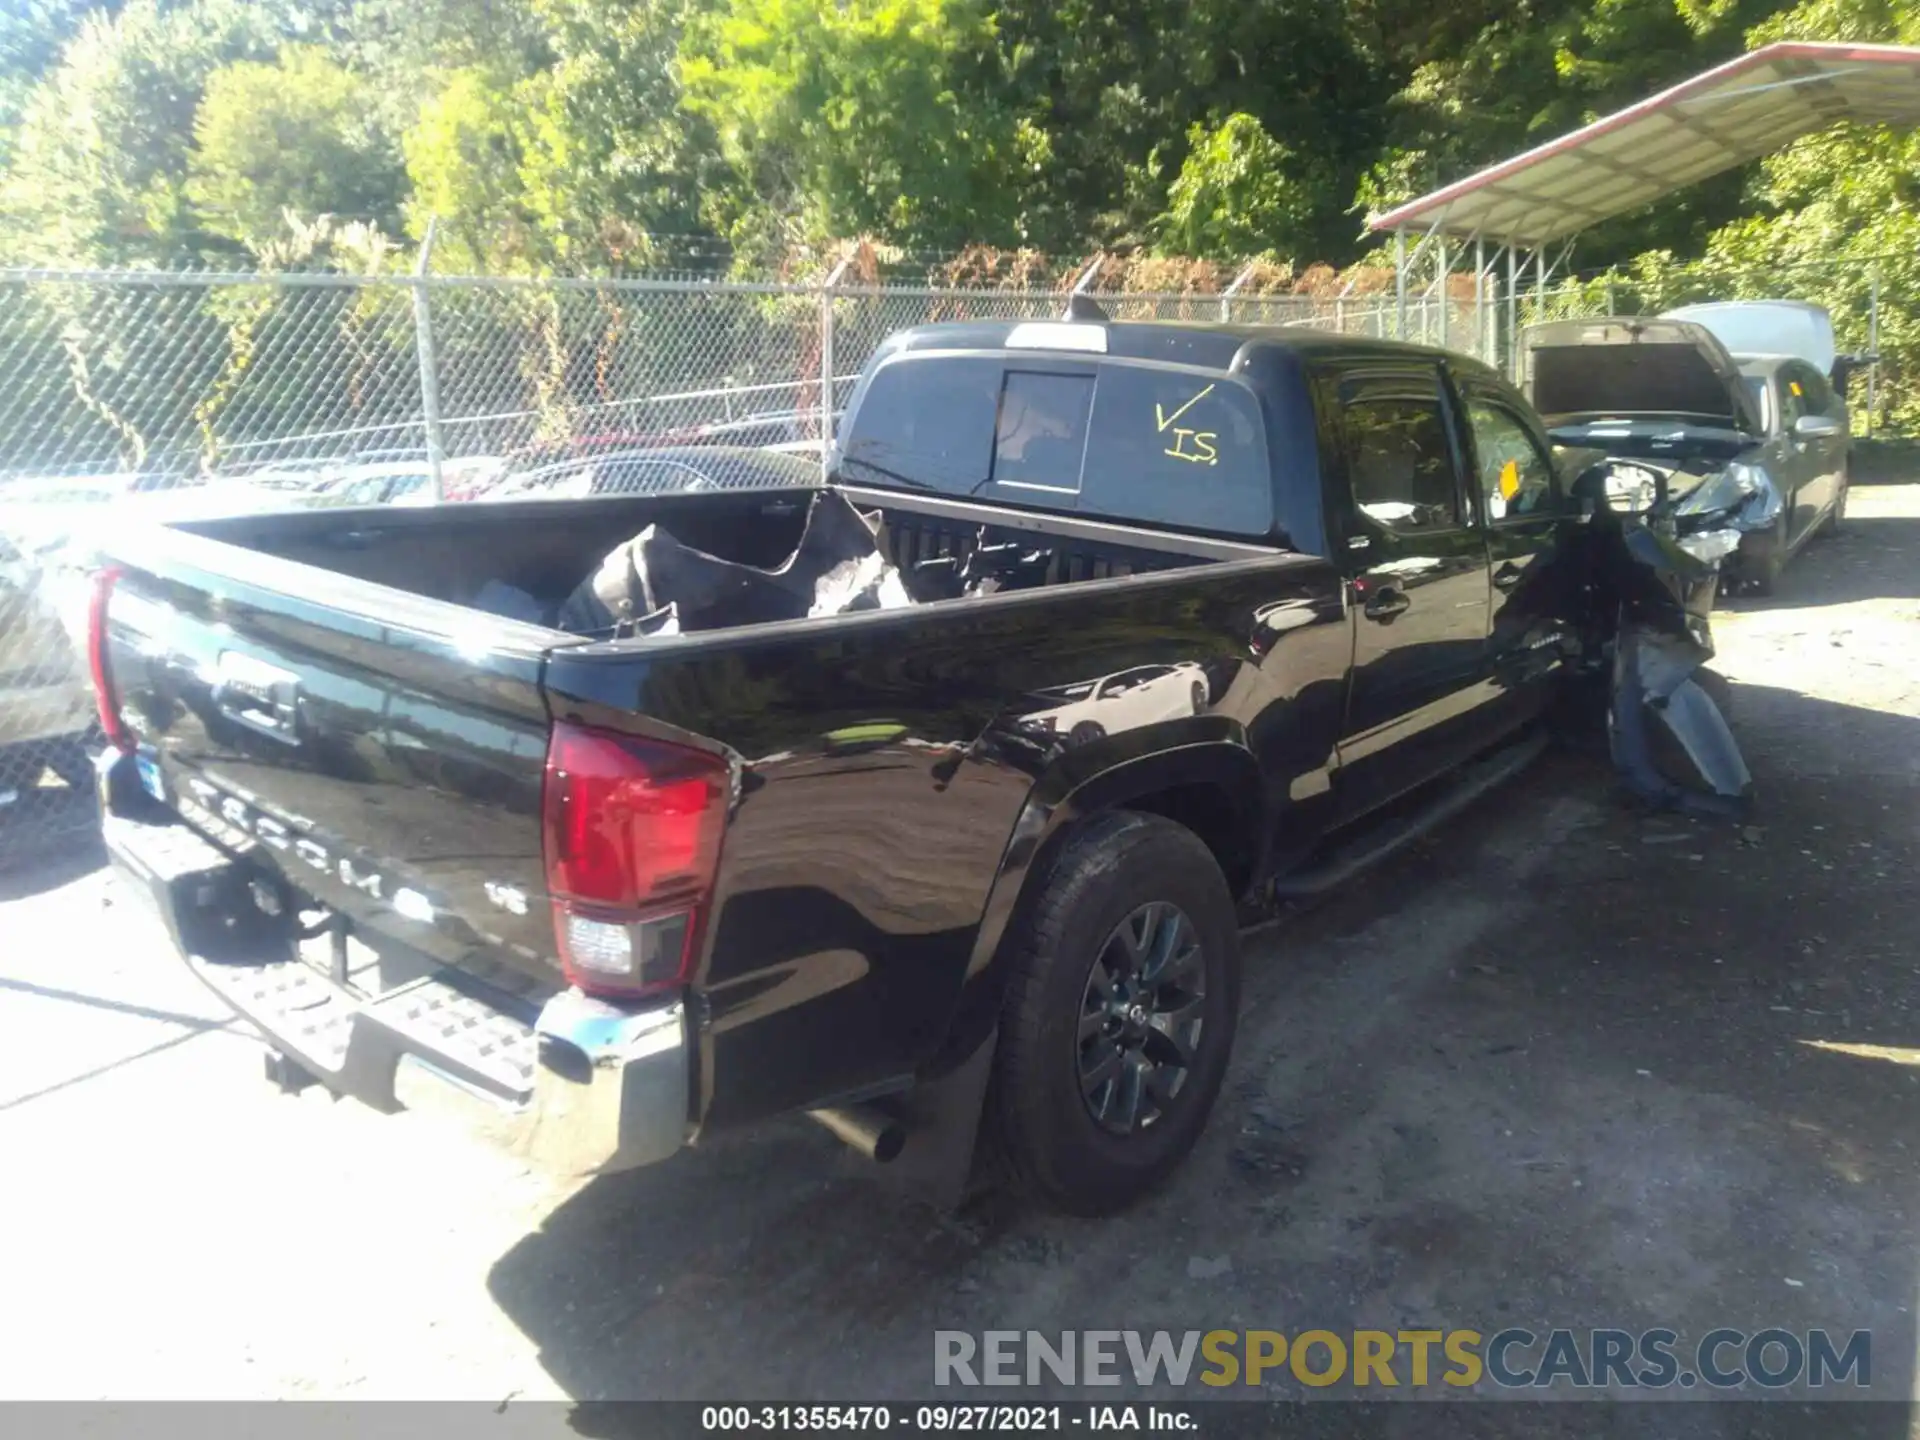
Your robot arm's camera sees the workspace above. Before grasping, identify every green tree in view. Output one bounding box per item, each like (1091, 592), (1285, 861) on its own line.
(188, 45), (407, 254)
(990, 0), (1391, 257)
(402, 66), (547, 270)
(1154, 113), (1320, 261)
(516, 0), (717, 267)
(398, 2), (719, 273)
(1694, 0), (1920, 425)
(0, 0), (278, 266)
(0, 0), (104, 165)
(341, 0), (550, 75)
(679, 0), (1021, 253)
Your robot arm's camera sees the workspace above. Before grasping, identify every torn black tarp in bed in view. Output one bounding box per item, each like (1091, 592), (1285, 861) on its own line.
(558, 488), (913, 636)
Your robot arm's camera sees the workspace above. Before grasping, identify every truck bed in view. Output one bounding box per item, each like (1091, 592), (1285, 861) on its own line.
(100, 481), (1333, 1140)
(186, 484), (1261, 625)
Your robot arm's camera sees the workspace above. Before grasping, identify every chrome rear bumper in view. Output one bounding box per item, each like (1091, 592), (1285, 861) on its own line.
(104, 807), (690, 1178)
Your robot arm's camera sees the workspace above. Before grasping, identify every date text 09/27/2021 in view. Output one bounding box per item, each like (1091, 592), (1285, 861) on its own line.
(699, 1406), (1192, 1432)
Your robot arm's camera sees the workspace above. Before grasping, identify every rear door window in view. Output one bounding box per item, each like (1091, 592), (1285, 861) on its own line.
(1336, 371), (1462, 533)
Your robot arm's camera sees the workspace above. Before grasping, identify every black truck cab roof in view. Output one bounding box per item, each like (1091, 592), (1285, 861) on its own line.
(831, 317), (1504, 558)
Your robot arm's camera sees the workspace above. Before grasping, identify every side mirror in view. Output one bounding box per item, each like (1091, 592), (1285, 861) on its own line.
(1830, 353), (1878, 400)
(1567, 464), (1608, 511)
(1793, 413), (1842, 441)
(1556, 445), (1611, 513)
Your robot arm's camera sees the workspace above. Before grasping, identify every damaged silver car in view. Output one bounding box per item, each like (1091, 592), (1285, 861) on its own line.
(1526, 315), (1849, 594)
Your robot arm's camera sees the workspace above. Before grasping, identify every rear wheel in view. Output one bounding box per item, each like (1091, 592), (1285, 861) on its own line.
(990, 811), (1240, 1215)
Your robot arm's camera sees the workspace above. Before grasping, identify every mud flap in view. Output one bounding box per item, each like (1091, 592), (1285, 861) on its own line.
(864, 1026), (999, 1210)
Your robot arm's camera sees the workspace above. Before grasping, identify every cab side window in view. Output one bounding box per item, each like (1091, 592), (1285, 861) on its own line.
(1338, 372), (1461, 534)
(1463, 394), (1557, 520)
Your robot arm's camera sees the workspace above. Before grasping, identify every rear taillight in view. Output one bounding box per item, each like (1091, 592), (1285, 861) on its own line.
(541, 721), (729, 998)
(88, 567), (133, 753)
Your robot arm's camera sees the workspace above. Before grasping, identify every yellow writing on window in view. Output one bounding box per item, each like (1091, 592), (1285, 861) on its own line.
(1164, 430), (1219, 464)
(1156, 384), (1220, 465)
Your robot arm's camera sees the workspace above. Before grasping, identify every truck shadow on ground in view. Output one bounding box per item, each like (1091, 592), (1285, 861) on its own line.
(0, 793), (103, 901)
(489, 683), (1920, 1434)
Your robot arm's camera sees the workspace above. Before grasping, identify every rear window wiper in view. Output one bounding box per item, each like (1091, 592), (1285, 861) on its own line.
(837, 454), (942, 492)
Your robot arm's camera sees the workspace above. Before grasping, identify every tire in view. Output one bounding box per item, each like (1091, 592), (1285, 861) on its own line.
(990, 811), (1240, 1216)
(1748, 516), (1786, 596)
(1818, 471), (1849, 538)
(1064, 720), (1106, 748)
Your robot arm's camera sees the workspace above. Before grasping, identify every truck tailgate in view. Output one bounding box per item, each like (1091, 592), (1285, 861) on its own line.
(100, 521), (567, 992)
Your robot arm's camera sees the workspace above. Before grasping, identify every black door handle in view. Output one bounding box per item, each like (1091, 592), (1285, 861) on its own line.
(1492, 562), (1524, 592)
(1363, 586), (1411, 621)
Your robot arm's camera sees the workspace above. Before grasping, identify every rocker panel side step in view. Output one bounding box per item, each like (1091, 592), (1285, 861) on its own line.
(1269, 730), (1549, 901)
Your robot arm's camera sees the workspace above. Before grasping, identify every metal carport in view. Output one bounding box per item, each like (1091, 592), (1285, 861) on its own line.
(1365, 40), (1920, 371)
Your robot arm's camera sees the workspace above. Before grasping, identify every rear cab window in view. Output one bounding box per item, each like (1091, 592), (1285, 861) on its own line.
(1081, 365), (1271, 534)
(994, 371), (1093, 493)
(837, 351), (1276, 537)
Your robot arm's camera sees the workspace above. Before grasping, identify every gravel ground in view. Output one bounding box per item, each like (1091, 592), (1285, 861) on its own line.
(2, 479), (1918, 1422)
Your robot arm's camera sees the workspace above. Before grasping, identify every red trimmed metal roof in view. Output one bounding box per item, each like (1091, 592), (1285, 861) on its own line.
(1368, 41), (1920, 245)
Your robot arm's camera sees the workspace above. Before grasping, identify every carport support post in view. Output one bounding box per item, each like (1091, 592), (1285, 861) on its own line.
(1474, 238), (1486, 363)
(1868, 261), (1881, 437)
(1506, 246), (1519, 382)
(1395, 229), (1408, 340)
(819, 256), (853, 478)
(410, 217), (446, 504)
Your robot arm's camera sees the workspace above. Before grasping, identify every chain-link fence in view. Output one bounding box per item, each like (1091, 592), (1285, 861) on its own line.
(0, 265), (1401, 855)
(0, 251), (1899, 856)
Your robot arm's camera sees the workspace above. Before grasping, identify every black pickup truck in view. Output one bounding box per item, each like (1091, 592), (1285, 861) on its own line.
(91, 318), (1719, 1216)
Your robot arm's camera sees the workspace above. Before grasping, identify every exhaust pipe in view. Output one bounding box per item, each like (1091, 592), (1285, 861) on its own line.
(807, 1104), (906, 1163)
